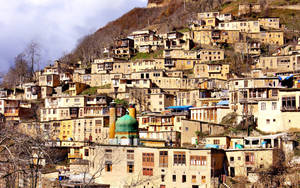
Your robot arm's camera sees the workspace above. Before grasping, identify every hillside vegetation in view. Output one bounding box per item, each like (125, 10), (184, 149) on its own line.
(61, 0), (224, 66)
(61, 0), (300, 66)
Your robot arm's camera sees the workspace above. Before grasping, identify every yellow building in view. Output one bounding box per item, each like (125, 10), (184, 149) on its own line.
(59, 120), (73, 141)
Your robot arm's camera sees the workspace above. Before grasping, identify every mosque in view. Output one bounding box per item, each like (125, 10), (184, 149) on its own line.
(108, 102), (139, 145)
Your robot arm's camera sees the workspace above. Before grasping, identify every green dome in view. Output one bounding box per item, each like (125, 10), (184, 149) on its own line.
(115, 114), (138, 133)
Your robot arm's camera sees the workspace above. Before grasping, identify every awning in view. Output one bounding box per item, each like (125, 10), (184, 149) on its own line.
(166, 105), (193, 110)
(278, 75), (293, 81)
(217, 100), (229, 106)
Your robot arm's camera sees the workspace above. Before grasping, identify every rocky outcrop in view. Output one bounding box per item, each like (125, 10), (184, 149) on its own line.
(147, 0), (172, 8)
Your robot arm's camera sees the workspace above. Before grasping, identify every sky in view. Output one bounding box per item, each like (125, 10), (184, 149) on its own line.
(0, 0), (147, 72)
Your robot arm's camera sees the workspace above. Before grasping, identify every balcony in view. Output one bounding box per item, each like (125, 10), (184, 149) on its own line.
(164, 58), (175, 67)
(86, 100), (107, 105)
(68, 153), (83, 159)
(281, 106), (300, 112)
(208, 69), (221, 73)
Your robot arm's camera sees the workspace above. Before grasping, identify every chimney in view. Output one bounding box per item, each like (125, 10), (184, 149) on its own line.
(109, 101), (117, 139)
(128, 103), (136, 119)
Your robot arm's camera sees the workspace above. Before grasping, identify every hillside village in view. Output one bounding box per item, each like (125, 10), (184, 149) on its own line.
(1, 0), (300, 187)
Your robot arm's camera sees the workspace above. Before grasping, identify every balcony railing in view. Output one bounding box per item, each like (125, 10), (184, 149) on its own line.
(281, 106), (300, 112)
(68, 153), (83, 159)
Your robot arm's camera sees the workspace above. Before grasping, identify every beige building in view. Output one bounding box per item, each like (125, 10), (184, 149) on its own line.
(23, 83), (41, 100)
(132, 59), (164, 72)
(225, 148), (280, 178)
(68, 145), (226, 188)
(204, 136), (231, 149)
(198, 12), (219, 19)
(68, 82), (87, 96)
(257, 88), (300, 133)
(257, 55), (298, 73)
(91, 58), (129, 74)
(228, 77), (280, 122)
(218, 21), (260, 33)
(238, 3), (261, 16)
(258, 17), (280, 29)
(234, 41), (261, 55)
(181, 119), (225, 146)
(128, 30), (163, 52)
(39, 74), (60, 87)
(197, 49), (224, 62)
(72, 117), (110, 144)
(193, 30), (241, 45)
(246, 31), (284, 46)
(194, 63), (229, 79)
(190, 105), (230, 124)
(148, 93), (174, 112)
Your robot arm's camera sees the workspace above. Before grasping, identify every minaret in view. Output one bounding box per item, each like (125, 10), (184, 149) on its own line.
(128, 103), (136, 119)
(109, 101), (117, 139)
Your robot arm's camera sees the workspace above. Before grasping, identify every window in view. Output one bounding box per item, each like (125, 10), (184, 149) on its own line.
(174, 152), (186, 165)
(266, 119), (270, 124)
(127, 150), (134, 160)
(245, 153), (254, 164)
(142, 153), (154, 167)
(261, 102), (266, 110)
(95, 120), (102, 126)
(213, 139), (220, 145)
(84, 149), (89, 156)
(230, 157), (234, 162)
(272, 102), (277, 110)
(201, 176), (206, 183)
(282, 96), (296, 110)
(172, 175), (176, 182)
(159, 151), (168, 167)
(142, 168), (153, 176)
(127, 162), (134, 173)
(105, 149), (112, 160)
(105, 162), (112, 172)
(182, 175), (186, 183)
(190, 156), (207, 166)
(192, 175), (196, 183)
(161, 175), (165, 182)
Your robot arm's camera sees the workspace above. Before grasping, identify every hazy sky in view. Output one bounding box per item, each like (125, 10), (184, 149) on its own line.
(0, 0), (147, 72)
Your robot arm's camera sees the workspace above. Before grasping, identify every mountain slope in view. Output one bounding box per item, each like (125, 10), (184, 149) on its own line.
(62, 0), (224, 65)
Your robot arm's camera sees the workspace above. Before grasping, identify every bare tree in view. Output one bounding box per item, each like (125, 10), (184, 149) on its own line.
(24, 41), (41, 80)
(129, 88), (149, 112)
(0, 125), (53, 188)
(1, 53), (31, 88)
(123, 170), (160, 188)
(61, 146), (122, 188)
